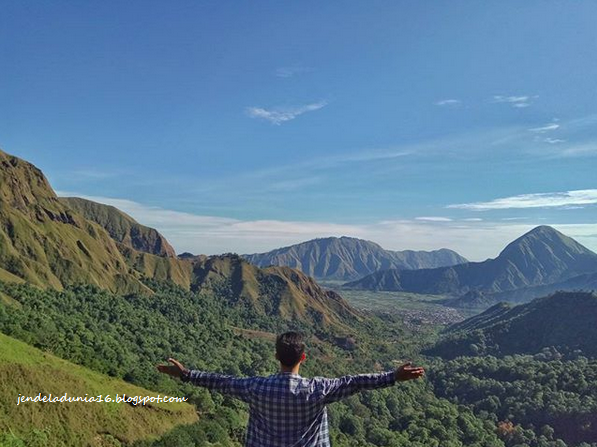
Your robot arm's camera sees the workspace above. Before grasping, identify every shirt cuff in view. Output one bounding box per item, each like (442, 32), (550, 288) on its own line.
(181, 369), (192, 383)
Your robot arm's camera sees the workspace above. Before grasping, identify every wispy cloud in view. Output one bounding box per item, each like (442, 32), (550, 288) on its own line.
(415, 216), (453, 222)
(556, 142), (597, 157)
(492, 95), (537, 108)
(274, 66), (314, 78)
(528, 123), (560, 133)
(448, 189), (597, 211)
(543, 137), (566, 144)
(245, 101), (328, 125)
(434, 99), (461, 107)
(62, 168), (129, 181)
(269, 176), (322, 191)
(244, 148), (412, 181)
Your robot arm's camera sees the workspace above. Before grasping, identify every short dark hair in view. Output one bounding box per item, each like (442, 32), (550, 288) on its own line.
(276, 332), (305, 367)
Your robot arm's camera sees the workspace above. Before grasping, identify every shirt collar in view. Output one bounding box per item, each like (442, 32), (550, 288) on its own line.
(275, 371), (301, 377)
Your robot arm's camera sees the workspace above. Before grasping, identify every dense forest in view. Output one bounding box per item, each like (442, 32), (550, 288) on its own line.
(2, 280), (597, 446)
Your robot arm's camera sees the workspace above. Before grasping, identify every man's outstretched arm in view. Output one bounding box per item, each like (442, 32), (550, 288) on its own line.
(319, 362), (425, 403)
(157, 358), (252, 401)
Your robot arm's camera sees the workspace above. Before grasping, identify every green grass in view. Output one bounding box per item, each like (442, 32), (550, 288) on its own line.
(0, 332), (198, 447)
(0, 291), (20, 308)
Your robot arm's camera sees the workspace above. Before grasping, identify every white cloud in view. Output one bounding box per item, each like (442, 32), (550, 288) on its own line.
(556, 143), (597, 157)
(543, 138), (566, 144)
(492, 95), (537, 108)
(434, 99), (461, 107)
(463, 218), (483, 222)
(56, 191), (597, 260)
(415, 217), (453, 222)
(245, 101), (328, 125)
(269, 177), (322, 191)
(528, 123), (560, 133)
(448, 189), (597, 211)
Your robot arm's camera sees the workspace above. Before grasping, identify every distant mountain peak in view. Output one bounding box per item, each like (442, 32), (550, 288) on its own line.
(346, 226), (597, 297)
(509, 225), (564, 241)
(244, 236), (467, 281)
(498, 225), (593, 259)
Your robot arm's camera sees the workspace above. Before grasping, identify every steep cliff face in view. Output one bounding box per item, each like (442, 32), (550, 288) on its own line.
(0, 149), (151, 293)
(60, 197), (177, 257)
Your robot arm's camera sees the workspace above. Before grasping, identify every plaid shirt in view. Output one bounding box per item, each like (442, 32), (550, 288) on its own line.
(182, 369), (397, 446)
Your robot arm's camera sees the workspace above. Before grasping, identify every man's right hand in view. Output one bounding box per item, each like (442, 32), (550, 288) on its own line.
(395, 362), (425, 381)
(156, 358), (188, 379)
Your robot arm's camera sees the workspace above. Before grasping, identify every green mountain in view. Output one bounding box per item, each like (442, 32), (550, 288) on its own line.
(0, 149), (362, 334)
(344, 226), (597, 297)
(189, 254), (362, 330)
(243, 236), (467, 281)
(0, 149), (159, 293)
(428, 291), (597, 358)
(59, 197), (176, 257)
(0, 331), (197, 446)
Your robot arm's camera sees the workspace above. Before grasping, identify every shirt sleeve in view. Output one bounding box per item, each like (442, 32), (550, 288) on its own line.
(317, 370), (397, 403)
(182, 370), (253, 401)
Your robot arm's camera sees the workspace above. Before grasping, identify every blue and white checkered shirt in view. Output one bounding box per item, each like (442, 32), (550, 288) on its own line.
(183, 369), (397, 446)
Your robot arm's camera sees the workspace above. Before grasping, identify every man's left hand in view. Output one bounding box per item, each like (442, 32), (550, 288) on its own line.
(395, 362), (425, 381)
(156, 358), (188, 379)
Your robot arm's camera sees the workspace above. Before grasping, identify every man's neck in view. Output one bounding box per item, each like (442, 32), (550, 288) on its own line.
(280, 364), (300, 375)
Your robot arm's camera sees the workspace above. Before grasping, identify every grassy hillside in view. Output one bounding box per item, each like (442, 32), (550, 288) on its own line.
(190, 254), (362, 331)
(0, 149), (162, 294)
(0, 332), (197, 447)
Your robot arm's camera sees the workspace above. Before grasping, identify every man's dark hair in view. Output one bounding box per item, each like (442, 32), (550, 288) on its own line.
(276, 332), (305, 367)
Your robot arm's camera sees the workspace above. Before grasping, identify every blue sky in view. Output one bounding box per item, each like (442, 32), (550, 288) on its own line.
(2, 1), (597, 259)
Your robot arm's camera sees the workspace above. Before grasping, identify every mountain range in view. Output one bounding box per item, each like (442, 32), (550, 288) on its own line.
(243, 236), (467, 281)
(0, 149), (359, 333)
(428, 291), (597, 359)
(344, 226), (597, 306)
